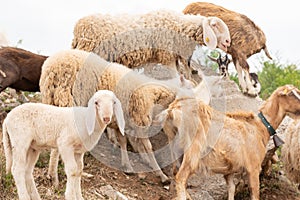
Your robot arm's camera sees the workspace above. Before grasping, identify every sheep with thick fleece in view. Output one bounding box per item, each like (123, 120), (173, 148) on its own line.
(72, 9), (231, 82)
(39, 49), (213, 185)
(184, 2), (272, 96)
(281, 119), (300, 188)
(3, 90), (125, 200)
(155, 85), (300, 200)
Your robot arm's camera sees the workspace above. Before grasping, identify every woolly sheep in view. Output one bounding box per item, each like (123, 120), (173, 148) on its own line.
(155, 85), (300, 200)
(39, 49), (215, 185)
(281, 119), (300, 188)
(71, 9), (231, 82)
(3, 90), (125, 200)
(183, 2), (272, 96)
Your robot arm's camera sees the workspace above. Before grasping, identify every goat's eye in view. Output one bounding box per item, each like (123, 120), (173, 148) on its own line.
(95, 102), (98, 105)
(114, 101), (116, 105)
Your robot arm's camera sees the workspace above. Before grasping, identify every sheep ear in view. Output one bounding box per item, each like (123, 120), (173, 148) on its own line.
(86, 96), (96, 136)
(113, 96), (125, 136)
(203, 18), (217, 50)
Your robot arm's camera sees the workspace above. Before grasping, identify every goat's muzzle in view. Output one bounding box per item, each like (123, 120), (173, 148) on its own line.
(103, 117), (111, 124)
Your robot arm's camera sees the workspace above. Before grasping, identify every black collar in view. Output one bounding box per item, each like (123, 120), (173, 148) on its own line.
(258, 112), (276, 136)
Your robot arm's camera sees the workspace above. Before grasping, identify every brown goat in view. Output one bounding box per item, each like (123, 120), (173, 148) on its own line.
(0, 47), (47, 92)
(183, 2), (272, 97)
(155, 85), (300, 200)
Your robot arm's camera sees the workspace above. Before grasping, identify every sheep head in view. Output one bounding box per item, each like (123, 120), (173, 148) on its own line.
(86, 90), (125, 135)
(203, 16), (231, 52)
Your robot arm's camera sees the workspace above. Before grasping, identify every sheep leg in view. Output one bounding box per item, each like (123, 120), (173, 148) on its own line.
(247, 169), (260, 200)
(59, 147), (80, 200)
(116, 130), (134, 173)
(235, 61), (247, 94)
(47, 148), (60, 187)
(74, 153), (84, 200)
(12, 147), (31, 200)
(140, 138), (169, 183)
(224, 174), (235, 200)
(25, 148), (41, 200)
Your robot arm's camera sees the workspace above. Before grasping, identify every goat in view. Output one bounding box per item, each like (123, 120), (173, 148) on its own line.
(0, 47), (47, 101)
(155, 85), (300, 200)
(2, 90), (125, 200)
(208, 53), (261, 94)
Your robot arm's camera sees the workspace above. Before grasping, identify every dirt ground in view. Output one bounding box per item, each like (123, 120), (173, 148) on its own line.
(1, 73), (300, 200)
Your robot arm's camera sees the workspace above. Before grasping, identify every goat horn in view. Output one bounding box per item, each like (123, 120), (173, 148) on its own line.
(292, 89), (300, 100)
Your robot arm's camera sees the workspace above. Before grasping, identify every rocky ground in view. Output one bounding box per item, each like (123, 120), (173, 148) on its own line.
(1, 67), (300, 200)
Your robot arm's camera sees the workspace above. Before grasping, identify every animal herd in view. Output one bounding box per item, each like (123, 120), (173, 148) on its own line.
(1, 2), (300, 200)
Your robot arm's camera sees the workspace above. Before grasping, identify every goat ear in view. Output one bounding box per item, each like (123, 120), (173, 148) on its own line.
(113, 96), (125, 136)
(153, 110), (169, 126)
(292, 89), (300, 100)
(203, 18), (217, 50)
(86, 96), (96, 136)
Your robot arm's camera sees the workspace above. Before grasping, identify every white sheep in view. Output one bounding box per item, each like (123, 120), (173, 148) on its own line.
(72, 9), (231, 82)
(155, 85), (300, 200)
(281, 119), (300, 188)
(39, 49), (216, 185)
(184, 2), (272, 96)
(2, 90), (125, 200)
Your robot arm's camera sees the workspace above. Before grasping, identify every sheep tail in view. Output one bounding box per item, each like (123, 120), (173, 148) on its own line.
(2, 121), (12, 174)
(264, 45), (272, 60)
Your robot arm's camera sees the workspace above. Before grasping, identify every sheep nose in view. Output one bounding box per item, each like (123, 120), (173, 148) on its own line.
(103, 117), (111, 124)
(225, 39), (230, 44)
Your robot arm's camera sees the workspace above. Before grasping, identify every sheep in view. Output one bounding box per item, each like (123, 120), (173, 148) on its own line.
(71, 9), (231, 83)
(0, 47), (47, 101)
(154, 85), (300, 200)
(208, 53), (261, 94)
(183, 2), (272, 96)
(281, 119), (300, 189)
(2, 90), (125, 200)
(39, 49), (215, 186)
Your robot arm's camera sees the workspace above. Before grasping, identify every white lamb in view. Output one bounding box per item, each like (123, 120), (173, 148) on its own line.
(2, 90), (125, 200)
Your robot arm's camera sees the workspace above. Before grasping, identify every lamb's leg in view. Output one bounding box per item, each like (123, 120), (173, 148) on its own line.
(116, 130), (134, 173)
(74, 153), (84, 200)
(59, 147), (79, 200)
(47, 148), (59, 187)
(247, 168), (260, 200)
(140, 138), (169, 183)
(25, 148), (41, 200)
(12, 147), (31, 200)
(224, 174), (235, 200)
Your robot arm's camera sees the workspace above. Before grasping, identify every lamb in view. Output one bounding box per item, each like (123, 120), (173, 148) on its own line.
(155, 85), (300, 200)
(71, 9), (231, 82)
(208, 53), (261, 94)
(2, 90), (125, 200)
(281, 119), (300, 189)
(183, 2), (272, 96)
(0, 47), (47, 93)
(39, 49), (215, 186)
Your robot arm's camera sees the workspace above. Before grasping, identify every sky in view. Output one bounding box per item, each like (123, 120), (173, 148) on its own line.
(1, 0), (300, 72)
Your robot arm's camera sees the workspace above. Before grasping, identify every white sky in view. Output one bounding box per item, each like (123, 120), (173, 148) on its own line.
(1, 0), (300, 71)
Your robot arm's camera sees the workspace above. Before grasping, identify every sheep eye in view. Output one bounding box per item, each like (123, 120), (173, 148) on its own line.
(95, 102), (98, 105)
(114, 101), (116, 105)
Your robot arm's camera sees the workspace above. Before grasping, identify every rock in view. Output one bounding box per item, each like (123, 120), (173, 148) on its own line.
(97, 185), (129, 200)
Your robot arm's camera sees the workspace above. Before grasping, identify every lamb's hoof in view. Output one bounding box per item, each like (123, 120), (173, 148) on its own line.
(82, 172), (94, 178)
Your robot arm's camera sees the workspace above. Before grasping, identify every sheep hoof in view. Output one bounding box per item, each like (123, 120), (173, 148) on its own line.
(121, 165), (134, 175)
(161, 177), (171, 185)
(46, 174), (59, 188)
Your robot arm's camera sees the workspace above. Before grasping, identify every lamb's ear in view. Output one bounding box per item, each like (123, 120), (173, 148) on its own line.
(203, 18), (217, 50)
(86, 96), (96, 136)
(113, 96), (125, 136)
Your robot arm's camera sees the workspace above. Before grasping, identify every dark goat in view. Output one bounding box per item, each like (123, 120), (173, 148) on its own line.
(208, 53), (261, 94)
(184, 2), (272, 97)
(0, 47), (47, 92)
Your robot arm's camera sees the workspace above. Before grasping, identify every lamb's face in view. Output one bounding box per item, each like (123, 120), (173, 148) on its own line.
(93, 90), (116, 124)
(209, 17), (231, 52)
